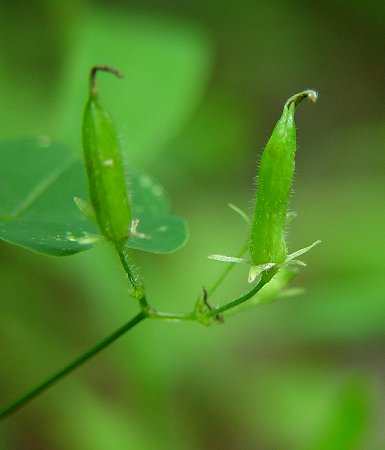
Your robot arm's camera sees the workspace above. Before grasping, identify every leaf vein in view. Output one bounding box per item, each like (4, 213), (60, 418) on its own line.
(10, 157), (76, 218)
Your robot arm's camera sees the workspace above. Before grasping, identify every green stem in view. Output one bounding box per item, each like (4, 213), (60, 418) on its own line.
(118, 249), (138, 290)
(118, 250), (150, 310)
(149, 311), (196, 322)
(1, 249), (288, 419)
(0, 311), (147, 421)
(148, 242), (251, 324)
(193, 241), (249, 315)
(207, 276), (268, 317)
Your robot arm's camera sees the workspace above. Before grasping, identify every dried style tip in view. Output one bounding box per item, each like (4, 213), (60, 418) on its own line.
(89, 65), (124, 96)
(285, 89), (318, 109)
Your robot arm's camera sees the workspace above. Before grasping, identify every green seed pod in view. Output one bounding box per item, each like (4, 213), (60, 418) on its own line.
(250, 90), (317, 266)
(82, 65), (131, 249)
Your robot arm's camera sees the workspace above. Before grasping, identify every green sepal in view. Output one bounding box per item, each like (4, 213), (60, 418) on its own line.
(248, 263), (276, 283)
(208, 239), (320, 284)
(285, 240), (321, 264)
(208, 254), (248, 263)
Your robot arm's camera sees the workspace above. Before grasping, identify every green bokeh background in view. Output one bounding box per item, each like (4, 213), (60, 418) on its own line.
(1, 1), (384, 448)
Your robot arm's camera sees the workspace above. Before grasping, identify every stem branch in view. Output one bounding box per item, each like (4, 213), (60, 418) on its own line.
(1, 244), (289, 419)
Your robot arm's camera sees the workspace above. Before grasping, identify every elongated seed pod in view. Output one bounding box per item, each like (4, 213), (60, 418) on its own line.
(250, 90), (317, 266)
(82, 65), (131, 249)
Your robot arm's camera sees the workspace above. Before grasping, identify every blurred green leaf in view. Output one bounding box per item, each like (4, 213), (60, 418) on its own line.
(0, 7), (212, 166)
(310, 378), (370, 450)
(0, 139), (188, 256)
(57, 8), (213, 162)
(231, 366), (372, 450)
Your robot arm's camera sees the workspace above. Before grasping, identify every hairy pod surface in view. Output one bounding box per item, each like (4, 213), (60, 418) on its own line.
(82, 66), (131, 249)
(250, 90), (317, 266)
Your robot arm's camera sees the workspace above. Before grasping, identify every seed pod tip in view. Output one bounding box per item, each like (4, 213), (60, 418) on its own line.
(285, 89), (318, 109)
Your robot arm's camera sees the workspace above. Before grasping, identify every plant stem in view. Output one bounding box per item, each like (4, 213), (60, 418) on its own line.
(207, 277), (268, 317)
(118, 249), (139, 290)
(118, 249), (151, 311)
(149, 311), (196, 322)
(0, 311), (147, 421)
(1, 250), (290, 419)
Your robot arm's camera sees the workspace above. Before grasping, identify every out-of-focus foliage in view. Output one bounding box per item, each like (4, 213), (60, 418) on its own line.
(0, 139), (188, 255)
(1, 0), (384, 449)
